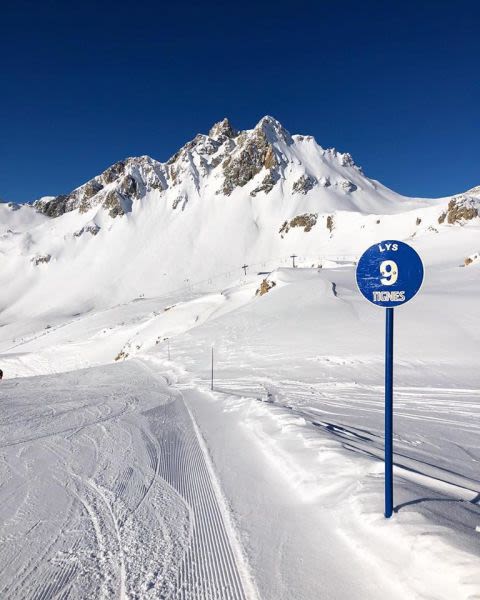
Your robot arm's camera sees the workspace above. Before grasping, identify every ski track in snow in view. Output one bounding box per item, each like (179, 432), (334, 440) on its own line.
(0, 363), (255, 600)
(156, 395), (251, 600)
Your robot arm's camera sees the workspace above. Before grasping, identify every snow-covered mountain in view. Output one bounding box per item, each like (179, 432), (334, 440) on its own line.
(1, 116), (479, 319)
(31, 115), (433, 219)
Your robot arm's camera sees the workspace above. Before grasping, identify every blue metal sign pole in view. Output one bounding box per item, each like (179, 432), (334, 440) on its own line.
(385, 307), (394, 518)
(356, 240), (424, 519)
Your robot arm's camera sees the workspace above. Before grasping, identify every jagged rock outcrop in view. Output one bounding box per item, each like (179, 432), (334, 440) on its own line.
(292, 174), (317, 194)
(319, 176), (331, 187)
(31, 254), (51, 265)
(324, 148), (359, 169)
(74, 224), (101, 237)
(36, 195), (71, 218)
(279, 213), (318, 236)
(256, 278), (276, 296)
(337, 179), (357, 193)
(102, 190), (129, 218)
(438, 195), (479, 225)
(34, 156), (168, 219)
(209, 118), (238, 140)
(250, 172), (278, 197)
(464, 251), (480, 266)
(222, 120), (280, 196)
(172, 194), (188, 210)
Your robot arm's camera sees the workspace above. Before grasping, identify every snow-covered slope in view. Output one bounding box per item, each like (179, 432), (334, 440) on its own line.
(1, 118), (480, 600)
(1, 116), (479, 320)
(0, 249), (479, 599)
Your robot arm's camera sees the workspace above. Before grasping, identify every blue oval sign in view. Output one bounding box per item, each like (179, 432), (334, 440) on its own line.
(356, 240), (424, 307)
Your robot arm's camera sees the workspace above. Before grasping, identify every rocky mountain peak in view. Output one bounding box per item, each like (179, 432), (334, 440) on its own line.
(253, 115), (292, 144)
(208, 118), (237, 140)
(31, 116), (418, 222)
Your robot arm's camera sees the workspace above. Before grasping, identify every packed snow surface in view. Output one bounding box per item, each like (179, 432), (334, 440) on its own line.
(0, 117), (479, 599)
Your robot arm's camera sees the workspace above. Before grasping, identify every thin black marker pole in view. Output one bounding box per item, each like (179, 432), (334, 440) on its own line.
(385, 307), (394, 518)
(211, 345), (214, 391)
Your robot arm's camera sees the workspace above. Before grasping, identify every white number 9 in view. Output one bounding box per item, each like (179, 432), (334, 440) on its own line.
(380, 260), (398, 285)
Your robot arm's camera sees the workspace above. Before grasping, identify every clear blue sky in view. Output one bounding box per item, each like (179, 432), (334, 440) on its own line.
(1, 0), (479, 202)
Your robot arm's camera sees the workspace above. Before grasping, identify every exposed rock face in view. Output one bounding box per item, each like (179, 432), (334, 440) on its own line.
(114, 349), (128, 361)
(250, 172), (278, 197)
(337, 179), (357, 193)
(279, 213), (318, 236)
(167, 134), (222, 166)
(172, 194), (188, 210)
(31, 254), (51, 265)
(209, 118), (238, 140)
(324, 148), (359, 170)
(256, 115), (292, 145)
(83, 180), (104, 199)
(74, 224), (101, 237)
(464, 252), (480, 266)
(102, 190), (127, 219)
(340, 152), (355, 167)
(438, 196), (479, 225)
(292, 174), (317, 195)
(84, 224), (101, 236)
(103, 161), (126, 184)
(256, 278), (276, 296)
(34, 156), (168, 219)
(36, 195), (71, 218)
(222, 125), (279, 196)
(119, 175), (137, 198)
(166, 128), (236, 195)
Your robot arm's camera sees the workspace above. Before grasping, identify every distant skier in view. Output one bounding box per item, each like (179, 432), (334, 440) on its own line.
(0, 369), (3, 380)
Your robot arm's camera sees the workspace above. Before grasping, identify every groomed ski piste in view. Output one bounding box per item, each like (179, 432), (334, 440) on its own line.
(0, 361), (257, 600)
